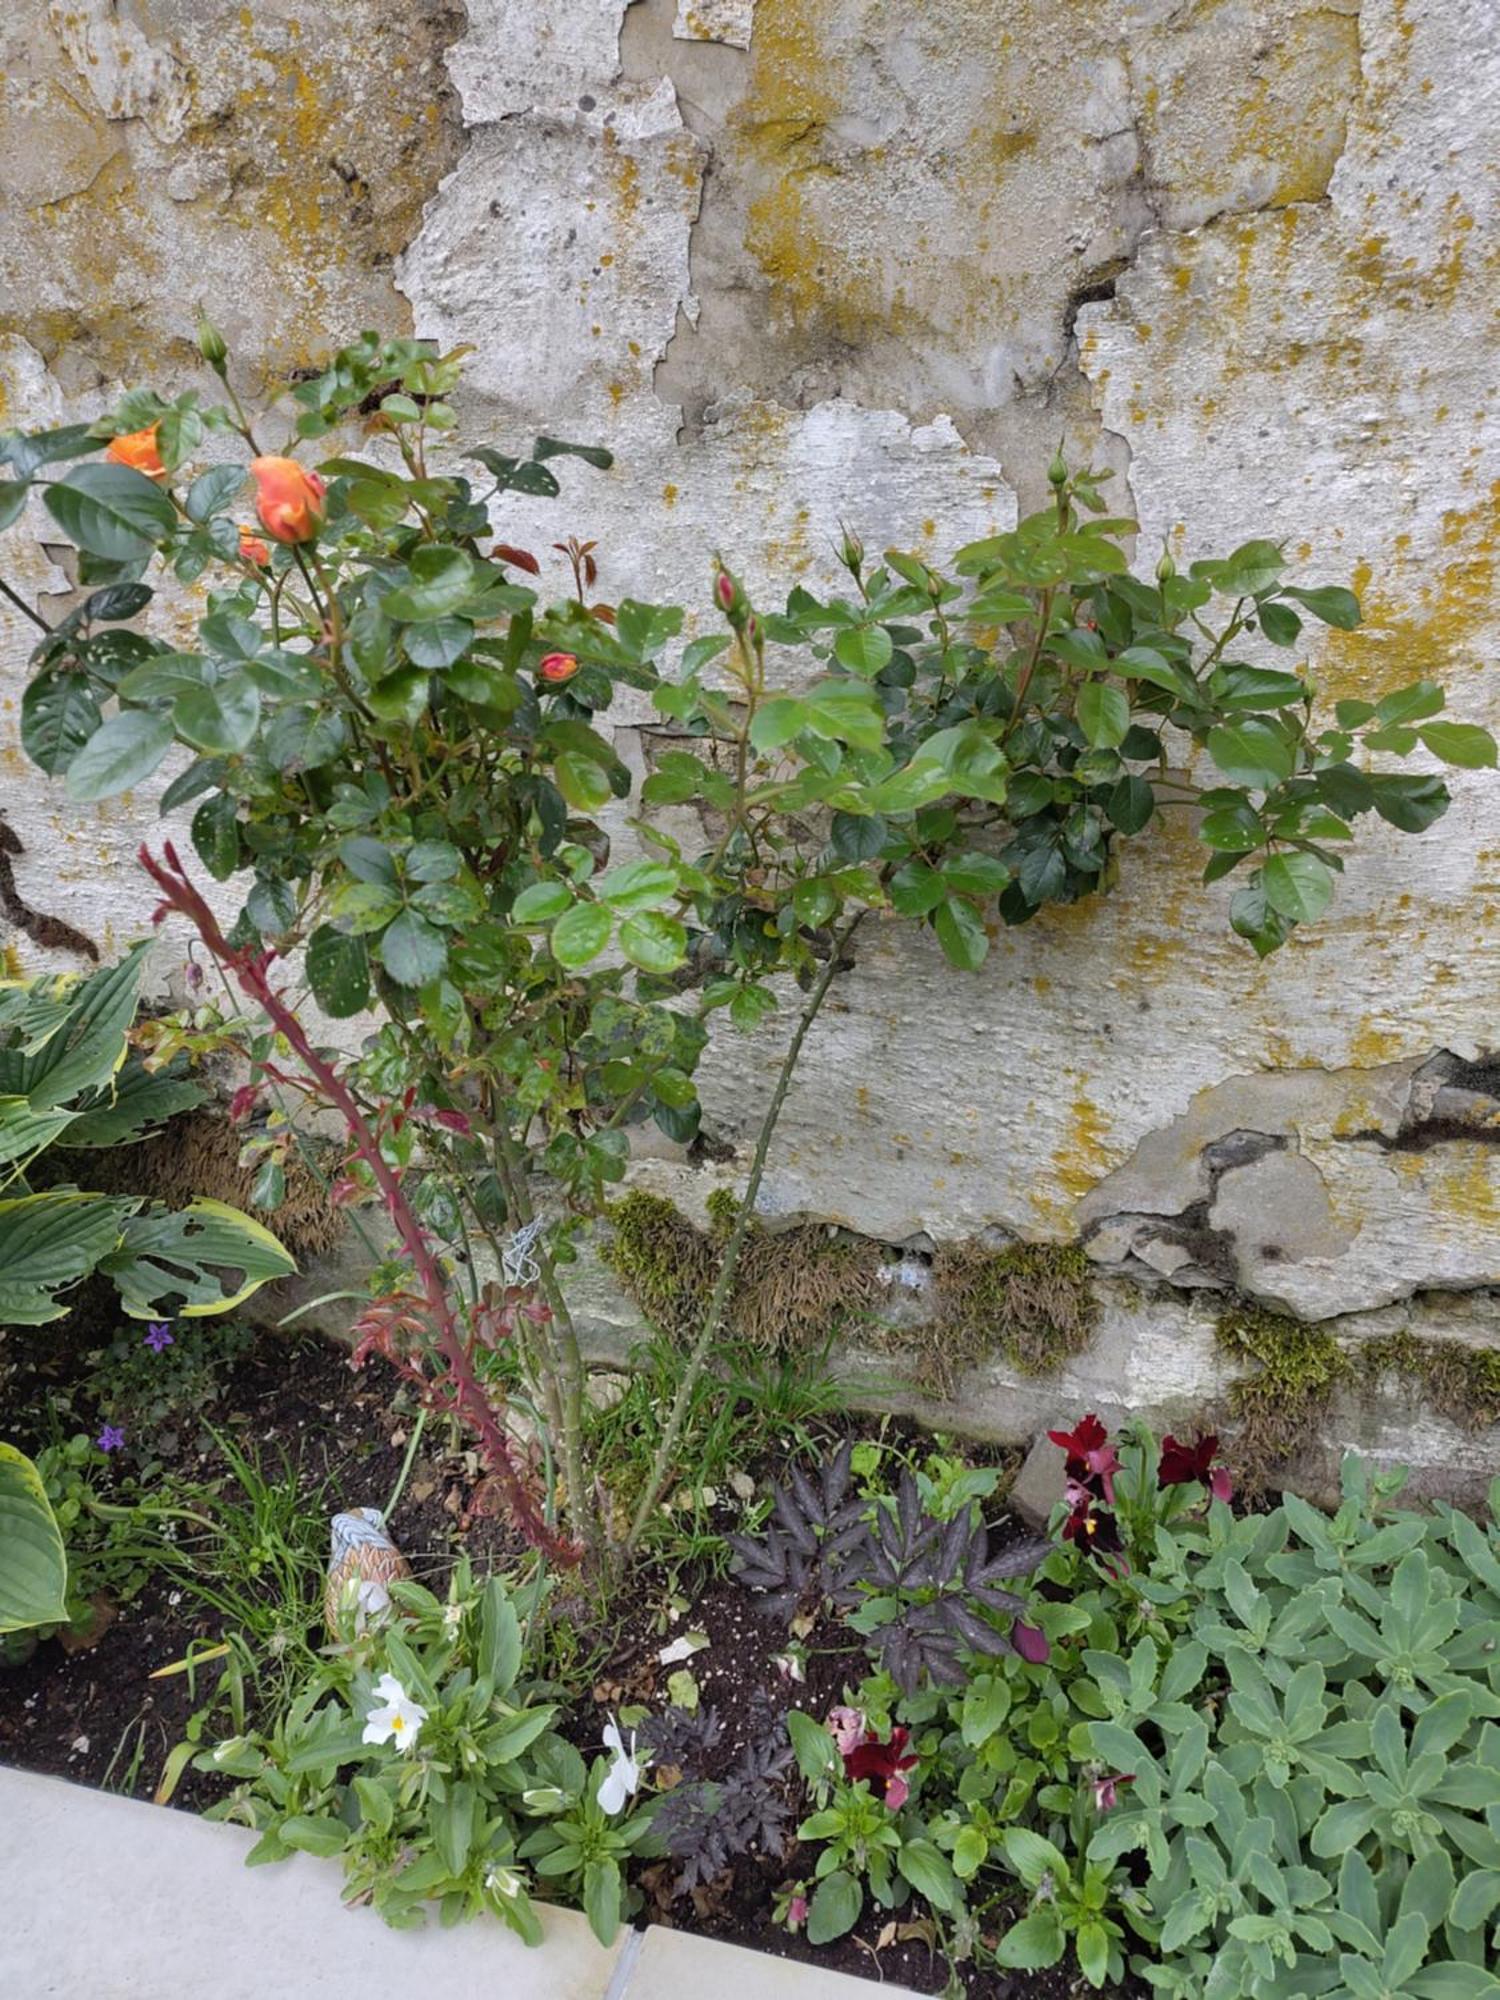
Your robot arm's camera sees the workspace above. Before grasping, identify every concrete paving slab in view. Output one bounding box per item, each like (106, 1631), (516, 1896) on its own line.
(0, 1766), (625, 2000)
(626, 1923), (922, 1997)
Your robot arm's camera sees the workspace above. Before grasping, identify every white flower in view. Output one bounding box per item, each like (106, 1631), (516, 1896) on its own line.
(597, 1716), (641, 1815)
(485, 1864), (524, 1899)
(356, 1579), (392, 1623)
(362, 1671), (428, 1753)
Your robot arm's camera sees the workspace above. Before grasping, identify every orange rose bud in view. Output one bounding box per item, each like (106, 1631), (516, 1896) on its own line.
(249, 455), (326, 544)
(238, 526), (271, 567)
(105, 425), (166, 479)
(538, 651), (580, 684)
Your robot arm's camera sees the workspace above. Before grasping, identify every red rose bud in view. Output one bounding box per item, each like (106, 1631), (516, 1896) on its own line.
(539, 651), (579, 684)
(713, 559), (753, 633)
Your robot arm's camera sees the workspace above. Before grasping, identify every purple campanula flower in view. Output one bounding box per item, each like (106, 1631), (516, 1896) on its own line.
(97, 1424), (126, 1453)
(144, 1322), (174, 1353)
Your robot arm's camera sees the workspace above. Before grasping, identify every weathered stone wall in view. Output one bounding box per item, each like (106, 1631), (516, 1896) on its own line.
(3, 1), (1498, 1474)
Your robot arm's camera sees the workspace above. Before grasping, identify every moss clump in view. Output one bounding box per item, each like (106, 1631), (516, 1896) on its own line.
(917, 1239), (1101, 1395)
(1215, 1303), (1348, 1483)
(1359, 1329), (1500, 1432)
(602, 1190), (716, 1338)
(53, 1110), (344, 1260)
(604, 1188), (881, 1351)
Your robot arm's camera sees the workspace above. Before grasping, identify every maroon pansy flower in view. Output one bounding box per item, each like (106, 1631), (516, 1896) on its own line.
(1062, 1490), (1125, 1569)
(1159, 1433), (1233, 1504)
(843, 1725), (919, 1810)
(1048, 1413), (1120, 1504)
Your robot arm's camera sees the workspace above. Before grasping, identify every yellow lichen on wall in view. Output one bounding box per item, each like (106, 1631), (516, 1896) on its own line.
(0, 1), (465, 381)
(1320, 486), (1500, 703)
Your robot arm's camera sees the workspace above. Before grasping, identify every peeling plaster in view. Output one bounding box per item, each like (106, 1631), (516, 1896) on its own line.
(1078, 1054), (1500, 1318)
(444, 0), (632, 120)
(672, 0), (754, 50)
(49, 0), (193, 145)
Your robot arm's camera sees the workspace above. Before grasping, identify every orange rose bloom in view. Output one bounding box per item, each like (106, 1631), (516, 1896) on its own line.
(238, 526), (271, 567)
(249, 455), (326, 544)
(538, 651), (580, 684)
(105, 425), (166, 479)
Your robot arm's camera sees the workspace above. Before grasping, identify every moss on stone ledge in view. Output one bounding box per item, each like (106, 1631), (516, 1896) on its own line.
(603, 1189), (880, 1350)
(1359, 1329), (1500, 1432)
(919, 1239), (1100, 1394)
(1215, 1303), (1348, 1482)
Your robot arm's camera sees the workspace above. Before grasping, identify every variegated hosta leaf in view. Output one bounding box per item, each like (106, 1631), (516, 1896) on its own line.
(0, 1189), (137, 1323)
(0, 1442), (68, 1633)
(64, 1053), (204, 1147)
(102, 1196), (296, 1318)
(0, 1095), (78, 1171)
(0, 938), (149, 1111)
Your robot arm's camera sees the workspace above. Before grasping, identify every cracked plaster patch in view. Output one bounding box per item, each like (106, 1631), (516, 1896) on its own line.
(444, 0), (631, 120)
(673, 0), (754, 51)
(49, 0), (193, 146)
(1078, 1054), (1500, 1320)
(398, 78), (705, 432)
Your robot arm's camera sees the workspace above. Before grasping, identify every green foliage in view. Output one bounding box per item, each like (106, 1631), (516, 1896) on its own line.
(783, 1426), (1500, 1998)
(1076, 1456), (1500, 1998)
(0, 1441), (68, 1631)
(0, 954), (292, 1632)
(0, 946), (294, 1324)
(83, 1316), (257, 1473)
(200, 1565), (654, 1941)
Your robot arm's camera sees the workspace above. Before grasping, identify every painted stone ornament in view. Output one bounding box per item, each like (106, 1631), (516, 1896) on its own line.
(324, 1505), (411, 1632)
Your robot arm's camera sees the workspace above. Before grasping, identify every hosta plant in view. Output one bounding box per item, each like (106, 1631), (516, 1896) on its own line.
(0, 944), (292, 1631)
(2, 329), (1493, 1567)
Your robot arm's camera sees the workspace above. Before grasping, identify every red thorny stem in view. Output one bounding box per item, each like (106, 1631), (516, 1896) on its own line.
(139, 841), (579, 1565)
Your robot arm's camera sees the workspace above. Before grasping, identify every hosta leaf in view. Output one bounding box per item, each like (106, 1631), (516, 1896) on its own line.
(101, 1196), (295, 1317)
(0, 1444), (68, 1633)
(0, 1190), (136, 1324)
(0, 940), (147, 1108)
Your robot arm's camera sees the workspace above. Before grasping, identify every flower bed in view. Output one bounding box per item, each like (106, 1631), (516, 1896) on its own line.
(5, 1320), (1499, 1997)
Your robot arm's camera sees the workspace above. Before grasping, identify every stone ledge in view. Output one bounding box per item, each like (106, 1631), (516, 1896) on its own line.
(0, 1767), (913, 2000)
